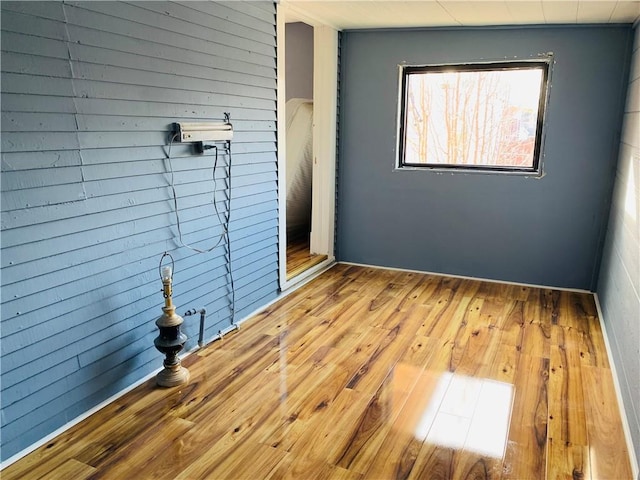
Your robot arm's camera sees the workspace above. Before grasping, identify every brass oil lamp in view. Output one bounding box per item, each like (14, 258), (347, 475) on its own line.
(154, 253), (189, 387)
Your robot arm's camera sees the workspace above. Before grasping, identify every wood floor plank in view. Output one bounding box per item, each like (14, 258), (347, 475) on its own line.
(399, 333), (439, 369)
(178, 336), (284, 423)
(258, 330), (387, 453)
(414, 277), (465, 338)
(457, 323), (502, 379)
(169, 385), (286, 480)
(330, 361), (425, 473)
(256, 362), (343, 451)
(302, 281), (388, 324)
(143, 373), (284, 479)
(275, 388), (373, 478)
(200, 442), (287, 480)
(251, 264), (360, 331)
(581, 365), (633, 478)
(3, 265), (633, 480)
(286, 236), (327, 280)
(365, 273), (425, 328)
(344, 328), (414, 395)
(452, 454), (501, 480)
(0, 414), (109, 480)
(84, 417), (195, 479)
(269, 455), (365, 480)
(359, 369), (445, 478)
(42, 458), (96, 480)
(503, 355), (549, 480)
(408, 446), (456, 480)
(574, 297), (610, 369)
(547, 323), (590, 480)
(448, 296), (484, 372)
(283, 302), (372, 368)
(498, 300), (526, 351)
(521, 290), (551, 359)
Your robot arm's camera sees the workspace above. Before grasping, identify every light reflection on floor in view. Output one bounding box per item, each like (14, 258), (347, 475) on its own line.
(414, 372), (514, 458)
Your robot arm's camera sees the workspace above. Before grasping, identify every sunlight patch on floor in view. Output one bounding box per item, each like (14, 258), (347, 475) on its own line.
(415, 372), (514, 458)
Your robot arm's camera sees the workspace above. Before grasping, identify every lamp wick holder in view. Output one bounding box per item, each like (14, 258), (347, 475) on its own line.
(154, 253), (189, 387)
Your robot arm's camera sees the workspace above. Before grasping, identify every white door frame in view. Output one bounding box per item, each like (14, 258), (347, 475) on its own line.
(277, 4), (339, 290)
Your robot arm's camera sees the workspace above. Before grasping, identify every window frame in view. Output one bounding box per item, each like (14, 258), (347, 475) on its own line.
(396, 59), (551, 175)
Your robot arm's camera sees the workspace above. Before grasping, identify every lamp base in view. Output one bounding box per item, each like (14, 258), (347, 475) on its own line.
(156, 364), (190, 387)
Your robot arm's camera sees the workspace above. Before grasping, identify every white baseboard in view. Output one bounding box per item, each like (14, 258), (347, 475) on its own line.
(280, 257), (336, 292)
(338, 261), (592, 293)
(0, 261), (335, 471)
(593, 293), (639, 479)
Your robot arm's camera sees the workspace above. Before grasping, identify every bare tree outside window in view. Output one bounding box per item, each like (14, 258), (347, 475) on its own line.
(398, 61), (549, 173)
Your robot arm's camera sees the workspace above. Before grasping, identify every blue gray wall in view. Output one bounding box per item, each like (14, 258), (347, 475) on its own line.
(598, 25), (640, 465)
(1, 1), (277, 461)
(337, 26), (633, 290)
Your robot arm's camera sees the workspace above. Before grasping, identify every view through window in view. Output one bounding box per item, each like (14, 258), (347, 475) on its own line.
(398, 61), (550, 173)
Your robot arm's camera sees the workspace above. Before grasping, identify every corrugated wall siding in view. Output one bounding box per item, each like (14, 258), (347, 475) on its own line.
(598, 25), (640, 464)
(0, 0), (278, 461)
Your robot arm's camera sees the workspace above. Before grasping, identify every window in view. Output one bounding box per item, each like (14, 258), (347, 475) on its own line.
(397, 60), (550, 173)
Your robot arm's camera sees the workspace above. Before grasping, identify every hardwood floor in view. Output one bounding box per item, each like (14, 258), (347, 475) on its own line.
(286, 235), (327, 280)
(4, 264), (633, 480)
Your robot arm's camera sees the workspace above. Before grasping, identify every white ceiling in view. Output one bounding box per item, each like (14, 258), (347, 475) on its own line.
(282, 1), (640, 30)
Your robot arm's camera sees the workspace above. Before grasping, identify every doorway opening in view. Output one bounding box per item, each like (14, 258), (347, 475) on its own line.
(284, 22), (326, 280)
(277, 9), (338, 289)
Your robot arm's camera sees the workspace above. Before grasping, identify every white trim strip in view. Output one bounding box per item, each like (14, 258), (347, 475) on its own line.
(339, 261), (592, 293)
(593, 293), (639, 479)
(310, 25), (338, 257)
(276, 4), (288, 291)
(280, 257), (336, 292)
(276, 9), (339, 290)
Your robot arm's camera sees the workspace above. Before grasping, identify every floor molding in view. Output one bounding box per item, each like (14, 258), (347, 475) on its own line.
(281, 257), (336, 291)
(338, 261), (593, 293)
(593, 293), (639, 479)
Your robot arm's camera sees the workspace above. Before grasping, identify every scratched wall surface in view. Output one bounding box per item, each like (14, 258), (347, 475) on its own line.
(598, 25), (640, 467)
(0, 1), (278, 461)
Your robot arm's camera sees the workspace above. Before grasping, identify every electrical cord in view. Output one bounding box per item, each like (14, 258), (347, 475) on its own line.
(164, 133), (236, 325)
(224, 140), (235, 324)
(165, 133), (227, 253)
